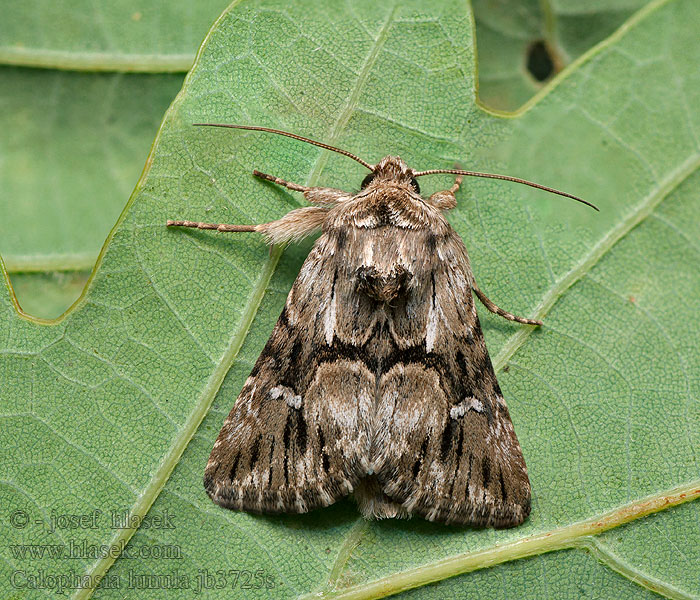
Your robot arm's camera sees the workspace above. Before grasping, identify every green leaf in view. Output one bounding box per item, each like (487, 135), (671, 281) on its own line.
(1, 1), (698, 600)
(551, 0), (654, 59)
(0, 0), (655, 279)
(472, 0), (546, 110)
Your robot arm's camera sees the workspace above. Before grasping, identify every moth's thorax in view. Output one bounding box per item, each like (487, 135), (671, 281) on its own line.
(319, 176), (465, 300)
(331, 187), (444, 231)
(327, 156), (448, 233)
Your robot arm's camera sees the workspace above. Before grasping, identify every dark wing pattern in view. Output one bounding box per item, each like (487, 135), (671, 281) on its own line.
(204, 227), (375, 513)
(369, 229), (531, 526)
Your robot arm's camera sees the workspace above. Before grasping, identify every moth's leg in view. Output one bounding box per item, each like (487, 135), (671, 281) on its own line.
(253, 170), (350, 205)
(447, 172), (464, 194)
(167, 205), (329, 245)
(252, 170), (309, 193)
(166, 220), (257, 232)
(472, 283), (542, 326)
(428, 173), (464, 210)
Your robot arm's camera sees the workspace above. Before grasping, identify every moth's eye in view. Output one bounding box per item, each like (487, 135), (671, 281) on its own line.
(361, 173), (376, 189)
(409, 178), (420, 194)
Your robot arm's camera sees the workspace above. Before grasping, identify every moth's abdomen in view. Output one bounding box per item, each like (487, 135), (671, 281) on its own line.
(356, 264), (412, 303)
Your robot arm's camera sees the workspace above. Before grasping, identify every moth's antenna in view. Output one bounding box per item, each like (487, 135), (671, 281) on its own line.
(412, 168), (598, 211)
(193, 123), (374, 171)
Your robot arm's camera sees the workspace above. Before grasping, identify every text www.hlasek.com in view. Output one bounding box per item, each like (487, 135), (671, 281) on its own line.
(10, 539), (181, 560)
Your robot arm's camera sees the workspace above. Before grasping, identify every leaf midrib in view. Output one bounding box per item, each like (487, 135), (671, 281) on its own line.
(0, 48), (195, 73)
(3, 252), (97, 273)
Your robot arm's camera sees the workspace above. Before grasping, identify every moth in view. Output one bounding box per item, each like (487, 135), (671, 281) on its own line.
(168, 124), (596, 527)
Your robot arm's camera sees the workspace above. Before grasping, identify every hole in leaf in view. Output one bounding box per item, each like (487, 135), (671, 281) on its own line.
(10, 271), (90, 320)
(527, 40), (555, 82)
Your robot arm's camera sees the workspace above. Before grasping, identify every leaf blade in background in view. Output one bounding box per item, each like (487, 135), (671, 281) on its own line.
(0, 0), (230, 71)
(473, 0), (652, 111)
(9, 271), (90, 320)
(0, 68), (184, 272)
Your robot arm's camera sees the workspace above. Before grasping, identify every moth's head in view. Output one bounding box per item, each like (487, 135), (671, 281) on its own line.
(360, 156), (420, 194)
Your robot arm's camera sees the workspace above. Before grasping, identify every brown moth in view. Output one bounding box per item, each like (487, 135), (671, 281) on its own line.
(168, 124), (596, 527)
